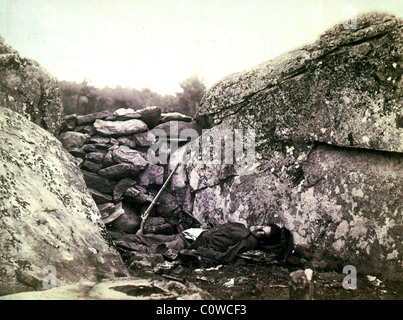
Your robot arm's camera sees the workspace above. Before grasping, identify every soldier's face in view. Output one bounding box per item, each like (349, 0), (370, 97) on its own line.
(250, 226), (272, 239)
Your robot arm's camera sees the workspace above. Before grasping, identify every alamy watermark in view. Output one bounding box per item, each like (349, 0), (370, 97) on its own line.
(42, 265), (57, 289)
(147, 122), (256, 176)
(342, 265), (357, 290)
(342, 5), (357, 30)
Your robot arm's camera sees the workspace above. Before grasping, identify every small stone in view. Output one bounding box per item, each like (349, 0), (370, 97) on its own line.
(102, 151), (116, 168)
(94, 119), (148, 136)
(133, 131), (157, 148)
(76, 110), (113, 125)
(83, 125), (97, 136)
(81, 144), (98, 153)
(156, 192), (179, 216)
(85, 152), (105, 164)
(73, 125), (86, 133)
(136, 106), (161, 129)
(144, 217), (174, 235)
(139, 163), (164, 186)
(92, 143), (112, 150)
(89, 188), (113, 205)
(98, 163), (142, 179)
(59, 131), (90, 150)
(69, 148), (86, 158)
(82, 170), (117, 194)
(82, 160), (103, 173)
(113, 178), (137, 203)
(124, 186), (153, 204)
(112, 146), (149, 169)
(62, 114), (77, 130)
(117, 136), (136, 149)
(124, 187), (141, 200)
(113, 108), (141, 120)
(89, 136), (110, 144)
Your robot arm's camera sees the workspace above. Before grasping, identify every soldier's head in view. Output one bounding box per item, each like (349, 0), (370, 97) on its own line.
(250, 224), (282, 245)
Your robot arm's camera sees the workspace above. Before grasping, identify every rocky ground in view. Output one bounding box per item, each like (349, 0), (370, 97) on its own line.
(123, 253), (403, 300)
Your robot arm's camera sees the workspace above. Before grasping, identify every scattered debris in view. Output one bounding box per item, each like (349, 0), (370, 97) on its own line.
(223, 278), (235, 288)
(367, 275), (383, 287)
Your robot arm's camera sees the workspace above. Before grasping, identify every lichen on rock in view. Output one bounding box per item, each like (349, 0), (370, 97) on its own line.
(0, 38), (64, 136)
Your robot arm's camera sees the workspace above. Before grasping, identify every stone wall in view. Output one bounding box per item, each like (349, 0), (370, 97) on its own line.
(58, 107), (201, 236)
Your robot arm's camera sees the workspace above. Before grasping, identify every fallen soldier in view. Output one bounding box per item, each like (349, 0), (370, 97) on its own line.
(111, 221), (295, 267)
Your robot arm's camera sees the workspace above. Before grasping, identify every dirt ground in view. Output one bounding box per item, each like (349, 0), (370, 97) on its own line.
(121, 251), (403, 300)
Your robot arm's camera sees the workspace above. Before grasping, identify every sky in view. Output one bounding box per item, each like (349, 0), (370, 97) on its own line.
(0, 0), (402, 95)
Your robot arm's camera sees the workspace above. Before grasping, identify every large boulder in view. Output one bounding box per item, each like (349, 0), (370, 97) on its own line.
(0, 39), (63, 136)
(0, 108), (128, 296)
(188, 12), (403, 281)
(195, 12), (402, 154)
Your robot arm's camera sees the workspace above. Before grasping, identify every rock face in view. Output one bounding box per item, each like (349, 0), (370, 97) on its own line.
(0, 39), (63, 136)
(196, 12), (402, 153)
(189, 12), (403, 280)
(0, 108), (128, 296)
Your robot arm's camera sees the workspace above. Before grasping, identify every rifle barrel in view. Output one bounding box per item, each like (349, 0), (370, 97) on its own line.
(141, 163), (179, 221)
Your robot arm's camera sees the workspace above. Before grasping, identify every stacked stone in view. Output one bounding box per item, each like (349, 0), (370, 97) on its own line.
(58, 106), (198, 236)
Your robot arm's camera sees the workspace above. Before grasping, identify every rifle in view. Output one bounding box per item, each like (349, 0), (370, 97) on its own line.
(136, 163), (179, 235)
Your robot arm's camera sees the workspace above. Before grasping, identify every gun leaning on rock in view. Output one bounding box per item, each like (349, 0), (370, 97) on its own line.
(136, 163), (180, 235)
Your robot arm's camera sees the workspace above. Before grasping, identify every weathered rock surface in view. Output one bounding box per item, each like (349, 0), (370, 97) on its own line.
(81, 160), (103, 173)
(76, 110), (113, 125)
(188, 12), (403, 281)
(139, 163), (165, 186)
(124, 186), (154, 204)
(90, 189), (113, 205)
(58, 131), (91, 151)
(133, 131), (157, 147)
(0, 108), (128, 296)
(0, 40), (63, 136)
(82, 170), (117, 194)
(144, 217), (175, 235)
(195, 12), (403, 154)
(110, 108), (141, 121)
(136, 106), (162, 129)
(85, 152), (105, 164)
(112, 146), (149, 169)
(113, 178), (137, 203)
(98, 163), (143, 179)
(117, 136), (137, 148)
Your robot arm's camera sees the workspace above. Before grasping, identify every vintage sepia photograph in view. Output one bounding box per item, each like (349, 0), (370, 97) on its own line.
(0, 0), (402, 307)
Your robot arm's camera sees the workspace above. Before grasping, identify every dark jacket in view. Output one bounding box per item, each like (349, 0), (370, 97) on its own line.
(189, 222), (259, 264)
